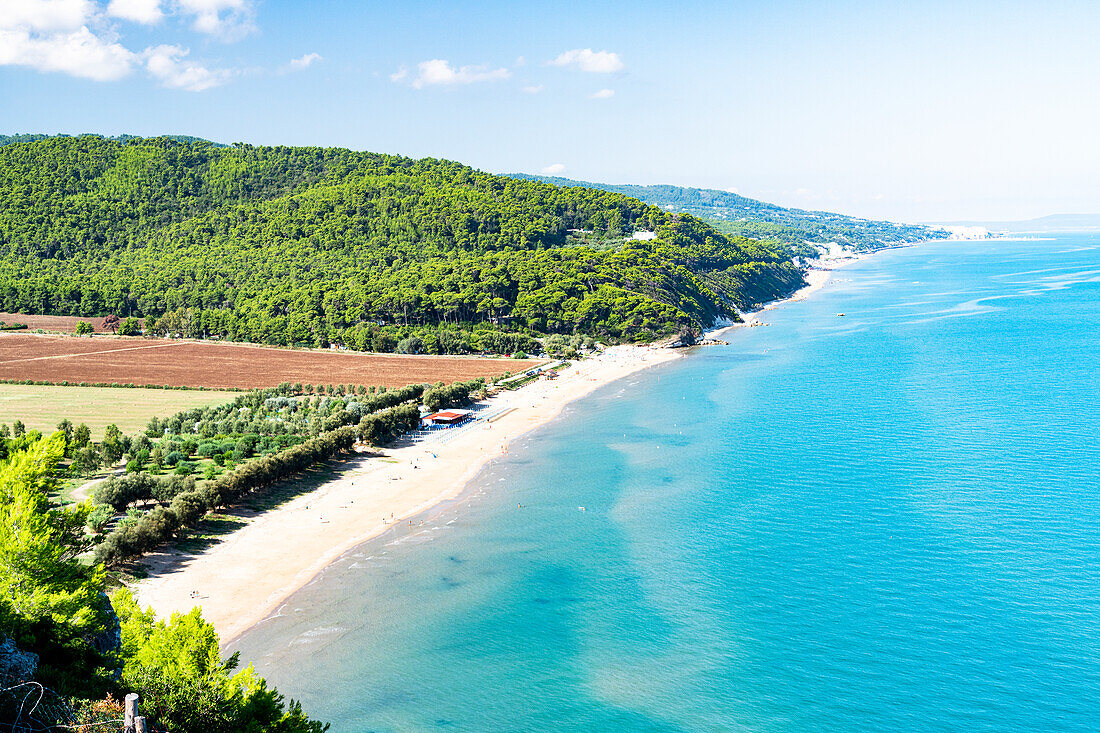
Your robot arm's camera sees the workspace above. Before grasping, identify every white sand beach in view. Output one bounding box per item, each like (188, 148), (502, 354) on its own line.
(134, 344), (682, 643)
(134, 252), (877, 644)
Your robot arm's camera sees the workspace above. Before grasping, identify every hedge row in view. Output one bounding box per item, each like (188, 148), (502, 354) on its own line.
(93, 474), (194, 511)
(94, 426), (357, 566)
(423, 379), (484, 411)
(0, 378), (244, 391)
(357, 404), (422, 445)
(93, 377), (492, 566)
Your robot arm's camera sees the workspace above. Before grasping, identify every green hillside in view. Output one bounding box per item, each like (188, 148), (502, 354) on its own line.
(513, 174), (946, 250)
(0, 136), (805, 351)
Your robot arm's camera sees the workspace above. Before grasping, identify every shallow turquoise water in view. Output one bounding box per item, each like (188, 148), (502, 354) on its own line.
(235, 236), (1100, 731)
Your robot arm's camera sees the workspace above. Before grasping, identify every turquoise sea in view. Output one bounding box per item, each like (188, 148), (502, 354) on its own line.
(234, 236), (1100, 732)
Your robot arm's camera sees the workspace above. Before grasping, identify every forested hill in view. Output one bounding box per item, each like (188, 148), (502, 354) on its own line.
(513, 174), (946, 251)
(0, 136), (804, 352)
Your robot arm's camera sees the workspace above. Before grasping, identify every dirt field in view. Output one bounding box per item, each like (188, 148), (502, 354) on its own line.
(0, 384), (238, 435)
(0, 312), (118, 333)
(0, 333), (542, 389)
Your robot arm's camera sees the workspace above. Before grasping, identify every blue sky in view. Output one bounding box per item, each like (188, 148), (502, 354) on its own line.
(2, 0), (1098, 222)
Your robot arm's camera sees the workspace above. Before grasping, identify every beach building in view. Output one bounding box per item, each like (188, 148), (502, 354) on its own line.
(424, 409), (473, 427)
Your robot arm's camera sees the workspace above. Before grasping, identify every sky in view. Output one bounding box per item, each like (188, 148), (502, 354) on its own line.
(2, 0), (1099, 223)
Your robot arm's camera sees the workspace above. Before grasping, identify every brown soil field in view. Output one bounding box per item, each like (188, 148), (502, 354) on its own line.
(0, 312), (119, 333)
(0, 333), (543, 389)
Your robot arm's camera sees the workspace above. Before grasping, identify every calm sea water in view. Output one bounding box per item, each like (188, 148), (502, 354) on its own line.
(235, 236), (1100, 732)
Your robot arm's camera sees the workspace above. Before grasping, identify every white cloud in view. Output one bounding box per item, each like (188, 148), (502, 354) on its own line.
(176, 0), (255, 40)
(0, 26), (137, 81)
(725, 187), (740, 194)
(0, 0), (246, 88)
(548, 48), (623, 73)
(541, 163), (566, 175)
(590, 88), (614, 99)
(521, 84), (543, 94)
(0, 0), (94, 32)
(107, 0), (163, 24)
(408, 58), (510, 89)
(514, 55), (526, 67)
(389, 66), (407, 82)
(288, 52), (321, 70)
(145, 44), (231, 91)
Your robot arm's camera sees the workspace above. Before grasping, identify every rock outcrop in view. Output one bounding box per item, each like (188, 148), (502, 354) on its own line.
(0, 635), (38, 681)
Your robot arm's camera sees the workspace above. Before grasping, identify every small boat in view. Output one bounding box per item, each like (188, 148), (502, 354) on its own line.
(836, 312), (846, 317)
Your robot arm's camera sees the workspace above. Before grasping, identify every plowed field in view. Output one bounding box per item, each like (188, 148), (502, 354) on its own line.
(0, 312), (116, 333)
(0, 334), (541, 389)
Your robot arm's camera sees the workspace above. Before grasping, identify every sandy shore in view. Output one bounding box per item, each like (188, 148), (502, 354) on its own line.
(134, 344), (682, 643)
(133, 249), (883, 643)
(707, 252), (872, 339)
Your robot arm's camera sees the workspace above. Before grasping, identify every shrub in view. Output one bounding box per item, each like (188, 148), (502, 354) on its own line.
(86, 504), (114, 533)
(396, 336), (423, 354)
(117, 316), (141, 336)
(152, 475), (193, 503)
(93, 474), (159, 511)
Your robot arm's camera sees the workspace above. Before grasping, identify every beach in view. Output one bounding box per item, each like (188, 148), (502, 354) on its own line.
(231, 234), (1100, 732)
(707, 252), (866, 339)
(133, 255), (864, 644)
(134, 344), (682, 643)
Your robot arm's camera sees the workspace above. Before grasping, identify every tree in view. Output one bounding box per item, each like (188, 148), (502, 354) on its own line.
(73, 423), (91, 448)
(104, 314), (120, 333)
(12, 420), (24, 438)
(75, 321), (94, 335)
(396, 336), (423, 354)
(112, 590), (328, 733)
(72, 445), (102, 476)
(0, 432), (108, 691)
(101, 424), (124, 464)
(56, 419), (74, 446)
(118, 316), (141, 336)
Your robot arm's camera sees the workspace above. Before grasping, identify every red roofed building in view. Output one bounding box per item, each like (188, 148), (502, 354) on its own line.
(424, 409), (472, 426)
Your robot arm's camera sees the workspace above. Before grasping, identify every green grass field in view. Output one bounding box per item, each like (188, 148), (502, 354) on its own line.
(0, 384), (238, 436)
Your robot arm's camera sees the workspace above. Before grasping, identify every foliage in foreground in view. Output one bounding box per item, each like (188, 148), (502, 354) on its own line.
(113, 589), (326, 733)
(0, 432), (327, 731)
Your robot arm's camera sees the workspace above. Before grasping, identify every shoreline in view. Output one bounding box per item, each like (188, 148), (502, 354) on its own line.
(706, 249), (871, 340)
(133, 344), (682, 644)
(133, 246), (886, 645)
